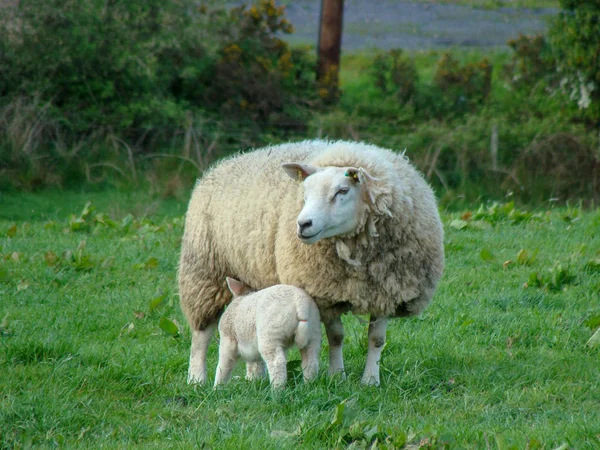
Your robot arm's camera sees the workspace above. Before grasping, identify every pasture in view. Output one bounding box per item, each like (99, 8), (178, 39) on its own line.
(1, 190), (599, 449)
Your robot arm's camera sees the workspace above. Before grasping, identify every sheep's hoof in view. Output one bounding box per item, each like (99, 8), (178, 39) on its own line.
(360, 374), (380, 386)
(328, 369), (347, 380)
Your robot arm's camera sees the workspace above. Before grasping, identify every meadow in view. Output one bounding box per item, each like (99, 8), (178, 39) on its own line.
(1, 190), (599, 449)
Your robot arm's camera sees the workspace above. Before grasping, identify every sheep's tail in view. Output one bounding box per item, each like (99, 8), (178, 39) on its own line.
(294, 300), (311, 350)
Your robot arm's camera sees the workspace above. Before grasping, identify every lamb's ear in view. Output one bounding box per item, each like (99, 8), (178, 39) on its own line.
(226, 277), (246, 297)
(281, 163), (318, 182)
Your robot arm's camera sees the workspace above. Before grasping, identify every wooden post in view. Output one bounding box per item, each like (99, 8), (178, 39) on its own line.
(491, 123), (498, 171)
(317, 0), (344, 89)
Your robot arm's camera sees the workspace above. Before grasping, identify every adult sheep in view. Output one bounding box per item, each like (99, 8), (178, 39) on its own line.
(179, 140), (444, 385)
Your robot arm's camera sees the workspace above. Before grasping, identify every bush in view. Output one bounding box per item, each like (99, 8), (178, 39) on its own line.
(503, 34), (555, 90)
(0, 0), (318, 189)
(549, 0), (600, 124)
(371, 49), (418, 104)
(432, 53), (492, 116)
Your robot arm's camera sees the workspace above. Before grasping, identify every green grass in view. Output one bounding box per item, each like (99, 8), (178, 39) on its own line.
(1, 190), (600, 448)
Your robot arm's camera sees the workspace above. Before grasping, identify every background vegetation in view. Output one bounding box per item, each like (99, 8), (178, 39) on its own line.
(1, 0), (599, 205)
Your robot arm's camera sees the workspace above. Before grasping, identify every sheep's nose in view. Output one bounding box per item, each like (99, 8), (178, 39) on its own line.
(298, 219), (313, 232)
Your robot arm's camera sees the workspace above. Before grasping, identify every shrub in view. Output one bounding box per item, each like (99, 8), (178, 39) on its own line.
(370, 49), (418, 104)
(432, 53), (492, 115)
(549, 0), (600, 124)
(503, 34), (555, 90)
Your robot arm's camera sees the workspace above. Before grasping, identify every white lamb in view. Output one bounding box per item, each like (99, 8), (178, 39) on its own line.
(179, 140), (444, 386)
(214, 277), (321, 389)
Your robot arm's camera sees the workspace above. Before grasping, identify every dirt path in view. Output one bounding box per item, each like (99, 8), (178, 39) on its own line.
(283, 0), (556, 50)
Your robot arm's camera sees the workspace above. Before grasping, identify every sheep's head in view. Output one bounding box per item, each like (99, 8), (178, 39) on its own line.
(282, 162), (385, 245)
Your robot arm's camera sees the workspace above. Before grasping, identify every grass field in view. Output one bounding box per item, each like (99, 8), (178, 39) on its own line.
(1, 190), (599, 449)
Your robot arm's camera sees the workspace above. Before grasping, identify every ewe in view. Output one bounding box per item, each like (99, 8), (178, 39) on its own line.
(179, 140), (444, 386)
(214, 278), (321, 389)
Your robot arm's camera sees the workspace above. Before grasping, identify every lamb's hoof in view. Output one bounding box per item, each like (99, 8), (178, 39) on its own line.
(187, 372), (207, 385)
(360, 374), (380, 386)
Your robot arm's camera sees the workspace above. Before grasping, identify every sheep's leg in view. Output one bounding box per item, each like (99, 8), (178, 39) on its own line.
(262, 345), (288, 389)
(187, 324), (216, 384)
(246, 361), (266, 381)
(214, 336), (238, 387)
(324, 317), (345, 377)
(361, 316), (388, 386)
(300, 341), (320, 382)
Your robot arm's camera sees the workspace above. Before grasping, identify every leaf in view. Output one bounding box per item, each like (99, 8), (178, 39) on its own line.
(270, 429), (299, 439)
(516, 249), (528, 265)
(583, 315), (600, 330)
(44, 251), (59, 267)
(480, 248), (494, 262)
(517, 248), (538, 266)
(135, 257), (159, 270)
(449, 219), (468, 230)
(17, 279), (30, 291)
(584, 258), (600, 272)
(330, 398), (357, 427)
(503, 260), (513, 269)
(148, 293), (167, 312)
(159, 317), (180, 337)
(80, 201), (95, 220)
(586, 328), (600, 348)
(527, 272), (541, 288)
(6, 224), (17, 238)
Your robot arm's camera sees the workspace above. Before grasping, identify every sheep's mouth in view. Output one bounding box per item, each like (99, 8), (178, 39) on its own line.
(298, 230), (322, 242)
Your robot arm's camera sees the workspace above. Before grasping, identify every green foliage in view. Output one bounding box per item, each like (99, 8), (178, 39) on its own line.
(503, 34), (556, 90)
(369, 50), (492, 120)
(371, 49), (418, 104)
(432, 53), (492, 115)
(549, 0), (600, 123)
(0, 0), (319, 189)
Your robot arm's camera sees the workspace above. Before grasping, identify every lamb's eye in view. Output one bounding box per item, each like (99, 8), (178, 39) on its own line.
(335, 188), (349, 198)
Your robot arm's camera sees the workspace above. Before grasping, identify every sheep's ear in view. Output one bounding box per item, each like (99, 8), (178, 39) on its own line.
(345, 167), (379, 185)
(281, 163), (318, 182)
(226, 277), (246, 297)
(347, 167), (393, 217)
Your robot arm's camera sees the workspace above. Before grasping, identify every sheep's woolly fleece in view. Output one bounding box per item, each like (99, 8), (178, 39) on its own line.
(178, 140), (444, 330)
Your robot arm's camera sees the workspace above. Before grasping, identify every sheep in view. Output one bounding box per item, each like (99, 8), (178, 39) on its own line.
(214, 278), (321, 389)
(179, 140), (444, 386)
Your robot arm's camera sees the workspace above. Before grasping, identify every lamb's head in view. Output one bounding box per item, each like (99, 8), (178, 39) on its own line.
(282, 162), (384, 245)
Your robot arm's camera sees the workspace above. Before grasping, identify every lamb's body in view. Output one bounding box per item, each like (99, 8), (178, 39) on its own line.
(214, 283), (321, 388)
(179, 140), (444, 385)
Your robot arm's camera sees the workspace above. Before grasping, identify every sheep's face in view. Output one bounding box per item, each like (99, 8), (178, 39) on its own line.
(282, 163), (366, 245)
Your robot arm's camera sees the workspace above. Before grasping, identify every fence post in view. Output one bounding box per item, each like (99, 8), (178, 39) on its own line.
(491, 122), (498, 170)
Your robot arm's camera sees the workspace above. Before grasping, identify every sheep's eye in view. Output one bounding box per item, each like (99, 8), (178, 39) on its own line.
(335, 188), (349, 198)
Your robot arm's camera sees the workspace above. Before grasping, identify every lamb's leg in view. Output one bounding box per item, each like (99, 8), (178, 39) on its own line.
(214, 336), (238, 387)
(324, 316), (345, 377)
(188, 323), (216, 384)
(361, 316), (388, 386)
(262, 345), (288, 389)
(246, 361), (266, 380)
(300, 342), (320, 382)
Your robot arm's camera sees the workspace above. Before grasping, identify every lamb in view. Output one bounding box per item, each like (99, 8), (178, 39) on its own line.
(179, 140), (444, 386)
(214, 278), (321, 389)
